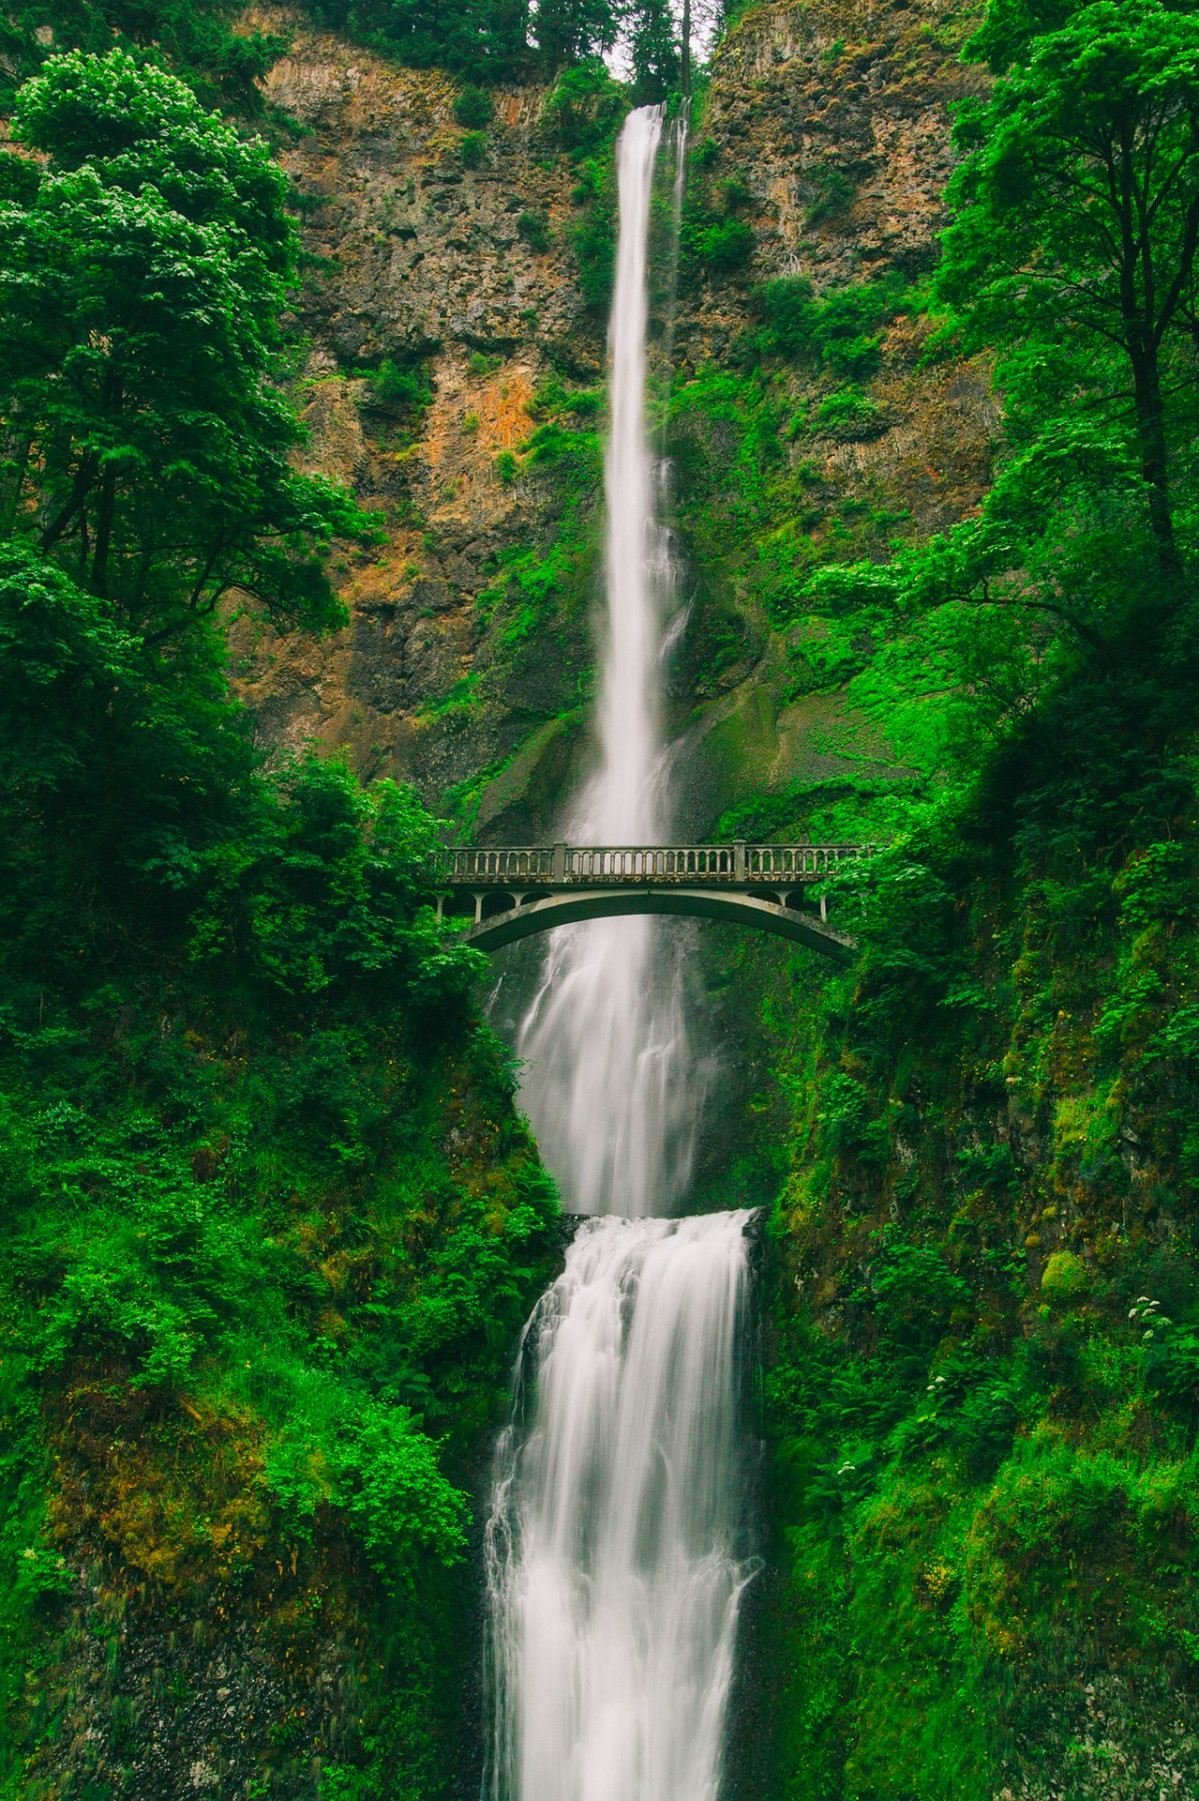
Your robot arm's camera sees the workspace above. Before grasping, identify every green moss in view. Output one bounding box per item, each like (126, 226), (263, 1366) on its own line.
(1041, 1251), (1091, 1300)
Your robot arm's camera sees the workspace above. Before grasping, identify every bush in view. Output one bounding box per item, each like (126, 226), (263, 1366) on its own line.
(818, 1072), (890, 1166)
(695, 216), (754, 273)
(518, 209), (551, 253)
(574, 179), (617, 309)
(758, 275), (905, 375)
(815, 386), (889, 441)
(460, 130), (487, 168)
(454, 84), (492, 129)
(808, 164), (854, 223)
(364, 358), (433, 412)
(1143, 1330), (1199, 1419)
(541, 59), (628, 156)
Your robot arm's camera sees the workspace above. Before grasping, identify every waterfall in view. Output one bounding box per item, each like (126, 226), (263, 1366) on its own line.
(514, 105), (697, 1220)
(483, 108), (754, 1801)
(485, 1214), (754, 1801)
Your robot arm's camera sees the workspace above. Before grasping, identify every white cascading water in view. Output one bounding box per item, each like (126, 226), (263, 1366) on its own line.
(514, 105), (696, 1220)
(485, 1213), (753, 1801)
(484, 109), (754, 1801)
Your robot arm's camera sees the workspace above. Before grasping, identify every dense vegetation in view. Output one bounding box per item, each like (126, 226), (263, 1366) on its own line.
(0, 47), (561, 1799)
(0, 0), (699, 96)
(5, 0), (1199, 1794)
(668, 1), (1199, 1794)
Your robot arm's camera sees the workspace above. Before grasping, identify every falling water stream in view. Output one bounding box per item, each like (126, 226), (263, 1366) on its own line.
(485, 108), (754, 1801)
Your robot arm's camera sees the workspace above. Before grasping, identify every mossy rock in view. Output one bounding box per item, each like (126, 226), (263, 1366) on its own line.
(1041, 1251), (1091, 1302)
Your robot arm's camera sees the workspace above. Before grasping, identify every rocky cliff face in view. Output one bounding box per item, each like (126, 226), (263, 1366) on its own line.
(236, 0), (993, 843)
(230, 21), (603, 829)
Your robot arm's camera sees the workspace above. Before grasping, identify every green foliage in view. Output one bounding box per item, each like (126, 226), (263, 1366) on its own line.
(938, 0), (1199, 578)
(1143, 1330), (1199, 1420)
(689, 213), (753, 273)
(517, 207), (551, 251)
(0, 506), (560, 1790)
(547, 63), (627, 312)
(541, 56), (626, 152)
(627, 0), (678, 104)
(0, 50), (371, 650)
(734, 7), (1199, 1790)
(817, 1072), (889, 1167)
(814, 386), (888, 441)
(311, 0), (627, 86)
(303, 0), (531, 82)
(363, 356), (434, 413)
(805, 161), (854, 224)
(453, 82), (492, 127)
(573, 172), (619, 308)
(460, 127), (487, 166)
(757, 273), (910, 377)
(529, 376), (603, 419)
(0, 0), (288, 112)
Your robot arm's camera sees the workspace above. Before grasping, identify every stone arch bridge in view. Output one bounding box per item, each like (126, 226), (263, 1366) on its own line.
(437, 842), (874, 962)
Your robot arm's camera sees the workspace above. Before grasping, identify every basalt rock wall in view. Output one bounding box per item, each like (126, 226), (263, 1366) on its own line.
(237, 0), (992, 843)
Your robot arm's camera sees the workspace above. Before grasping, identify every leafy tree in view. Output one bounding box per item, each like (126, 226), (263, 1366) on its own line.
(531, 0), (617, 70)
(627, 0), (678, 104)
(0, 50), (370, 649)
(966, 0), (1085, 74)
(0, 0), (287, 112)
(308, 0), (533, 80)
(938, 0), (1199, 581)
(305, 0), (631, 79)
(0, 536), (485, 1019)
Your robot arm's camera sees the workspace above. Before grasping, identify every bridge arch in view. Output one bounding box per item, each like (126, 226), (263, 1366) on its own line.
(461, 886), (855, 961)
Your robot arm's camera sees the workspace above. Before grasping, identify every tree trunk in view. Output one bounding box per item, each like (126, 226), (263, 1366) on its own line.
(1127, 336), (1183, 585)
(1, 428), (33, 537)
(91, 463), (116, 598)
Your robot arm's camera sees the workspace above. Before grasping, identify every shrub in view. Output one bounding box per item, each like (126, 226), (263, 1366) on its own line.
(758, 275), (904, 376)
(460, 130), (486, 168)
(541, 59), (627, 156)
(518, 209), (551, 253)
(807, 164), (854, 223)
(493, 449), (519, 484)
(1143, 1331), (1199, 1419)
(364, 358), (433, 412)
(695, 216), (754, 273)
(815, 386), (888, 441)
(574, 183), (617, 309)
(818, 1072), (890, 1166)
(454, 85), (492, 129)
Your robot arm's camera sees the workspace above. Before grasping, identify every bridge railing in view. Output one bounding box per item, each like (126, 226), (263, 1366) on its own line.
(443, 843), (875, 886)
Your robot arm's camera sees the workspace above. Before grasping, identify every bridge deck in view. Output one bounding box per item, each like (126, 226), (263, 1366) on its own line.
(443, 841), (872, 889)
(437, 842), (874, 961)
